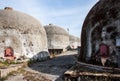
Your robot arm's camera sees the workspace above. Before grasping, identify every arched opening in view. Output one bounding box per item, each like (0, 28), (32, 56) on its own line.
(4, 47), (14, 57)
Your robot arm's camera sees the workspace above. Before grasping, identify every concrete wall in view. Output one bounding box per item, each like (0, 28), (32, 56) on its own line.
(0, 8), (49, 60)
(79, 0), (120, 67)
(47, 34), (69, 50)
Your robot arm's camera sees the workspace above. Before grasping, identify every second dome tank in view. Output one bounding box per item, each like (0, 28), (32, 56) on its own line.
(44, 24), (69, 54)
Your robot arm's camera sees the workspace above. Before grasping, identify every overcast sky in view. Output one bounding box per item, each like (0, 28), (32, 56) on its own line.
(0, 0), (99, 38)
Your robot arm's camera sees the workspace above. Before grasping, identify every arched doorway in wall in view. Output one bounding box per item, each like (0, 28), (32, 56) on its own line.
(4, 47), (15, 61)
(90, 25), (119, 67)
(4, 47), (14, 57)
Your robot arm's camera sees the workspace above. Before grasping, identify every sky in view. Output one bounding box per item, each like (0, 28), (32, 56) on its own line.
(0, 0), (99, 38)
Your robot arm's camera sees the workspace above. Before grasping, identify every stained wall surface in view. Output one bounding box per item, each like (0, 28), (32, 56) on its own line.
(0, 8), (48, 59)
(44, 24), (69, 51)
(69, 35), (80, 49)
(79, 0), (120, 67)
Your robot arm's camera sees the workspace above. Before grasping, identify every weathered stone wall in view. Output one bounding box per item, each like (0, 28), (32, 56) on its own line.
(79, 0), (120, 67)
(69, 35), (80, 49)
(47, 34), (69, 49)
(0, 8), (49, 60)
(0, 29), (22, 57)
(44, 24), (69, 51)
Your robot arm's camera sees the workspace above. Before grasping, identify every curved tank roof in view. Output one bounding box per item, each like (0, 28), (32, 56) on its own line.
(0, 7), (48, 59)
(69, 35), (80, 49)
(79, 0), (120, 63)
(69, 35), (80, 42)
(44, 24), (69, 50)
(44, 24), (68, 36)
(0, 7), (44, 34)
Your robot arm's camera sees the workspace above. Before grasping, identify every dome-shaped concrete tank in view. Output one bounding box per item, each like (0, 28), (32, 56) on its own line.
(69, 35), (80, 50)
(44, 24), (69, 54)
(79, 0), (120, 68)
(0, 7), (49, 60)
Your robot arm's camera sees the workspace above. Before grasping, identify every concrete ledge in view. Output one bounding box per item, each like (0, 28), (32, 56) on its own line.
(0, 64), (22, 78)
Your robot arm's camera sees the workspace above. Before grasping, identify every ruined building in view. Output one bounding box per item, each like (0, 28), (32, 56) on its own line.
(79, 0), (120, 67)
(0, 7), (49, 60)
(44, 24), (69, 54)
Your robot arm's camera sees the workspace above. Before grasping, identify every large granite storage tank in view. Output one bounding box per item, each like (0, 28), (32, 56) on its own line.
(79, 0), (120, 67)
(69, 35), (80, 50)
(44, 24), (69, 54)
(0, 7), (49, 60)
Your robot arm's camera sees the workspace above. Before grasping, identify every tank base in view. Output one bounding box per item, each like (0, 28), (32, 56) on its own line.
(63, 62), (120, 81)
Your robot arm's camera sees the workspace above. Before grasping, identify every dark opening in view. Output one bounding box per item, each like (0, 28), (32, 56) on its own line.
(48, 49), (63, 55)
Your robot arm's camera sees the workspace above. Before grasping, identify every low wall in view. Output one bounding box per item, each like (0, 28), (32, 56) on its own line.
(0, 64), (22, 78)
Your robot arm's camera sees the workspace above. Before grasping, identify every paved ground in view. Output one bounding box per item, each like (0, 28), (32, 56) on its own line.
(4, 50), (77, 81)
